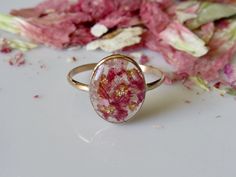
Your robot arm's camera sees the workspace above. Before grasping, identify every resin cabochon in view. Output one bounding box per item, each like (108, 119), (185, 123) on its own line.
(89, 56), (146, 123)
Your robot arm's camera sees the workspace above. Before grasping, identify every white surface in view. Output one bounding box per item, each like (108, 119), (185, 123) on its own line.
(0, 1), (236, 177)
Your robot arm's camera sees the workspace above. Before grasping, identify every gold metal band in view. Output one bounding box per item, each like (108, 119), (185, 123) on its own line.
(67, 63), (96, 91)
(139, 65), (165, 91)
(67, 63), (165, 92)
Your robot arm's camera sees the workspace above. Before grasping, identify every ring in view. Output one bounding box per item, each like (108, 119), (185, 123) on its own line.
(67, 54), (165, 123)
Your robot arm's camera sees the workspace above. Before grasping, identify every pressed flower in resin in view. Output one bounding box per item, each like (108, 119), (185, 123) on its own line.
(89, 56), (146, 123)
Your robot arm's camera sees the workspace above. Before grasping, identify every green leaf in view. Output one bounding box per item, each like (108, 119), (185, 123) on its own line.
(186, 2), (236, 29)
(226, 88), (236, 96)
(190, 76), (210, 91)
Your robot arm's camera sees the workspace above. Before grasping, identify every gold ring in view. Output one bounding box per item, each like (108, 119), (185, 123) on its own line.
(67, 54), (165, 123)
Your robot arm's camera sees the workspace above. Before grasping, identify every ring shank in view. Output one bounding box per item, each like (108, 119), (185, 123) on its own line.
(139, 65), (165, 91)
(67, 63), (96, 91)
(67, 64), (165, 92)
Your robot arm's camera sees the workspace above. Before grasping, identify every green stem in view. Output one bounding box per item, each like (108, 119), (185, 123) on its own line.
(9, 39), (38, 51)
(0, 13), (20, 34)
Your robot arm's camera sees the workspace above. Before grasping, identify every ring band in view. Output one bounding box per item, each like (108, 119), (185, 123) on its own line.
(67, 54), (165, 123)
(67, 63), (164, 92)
